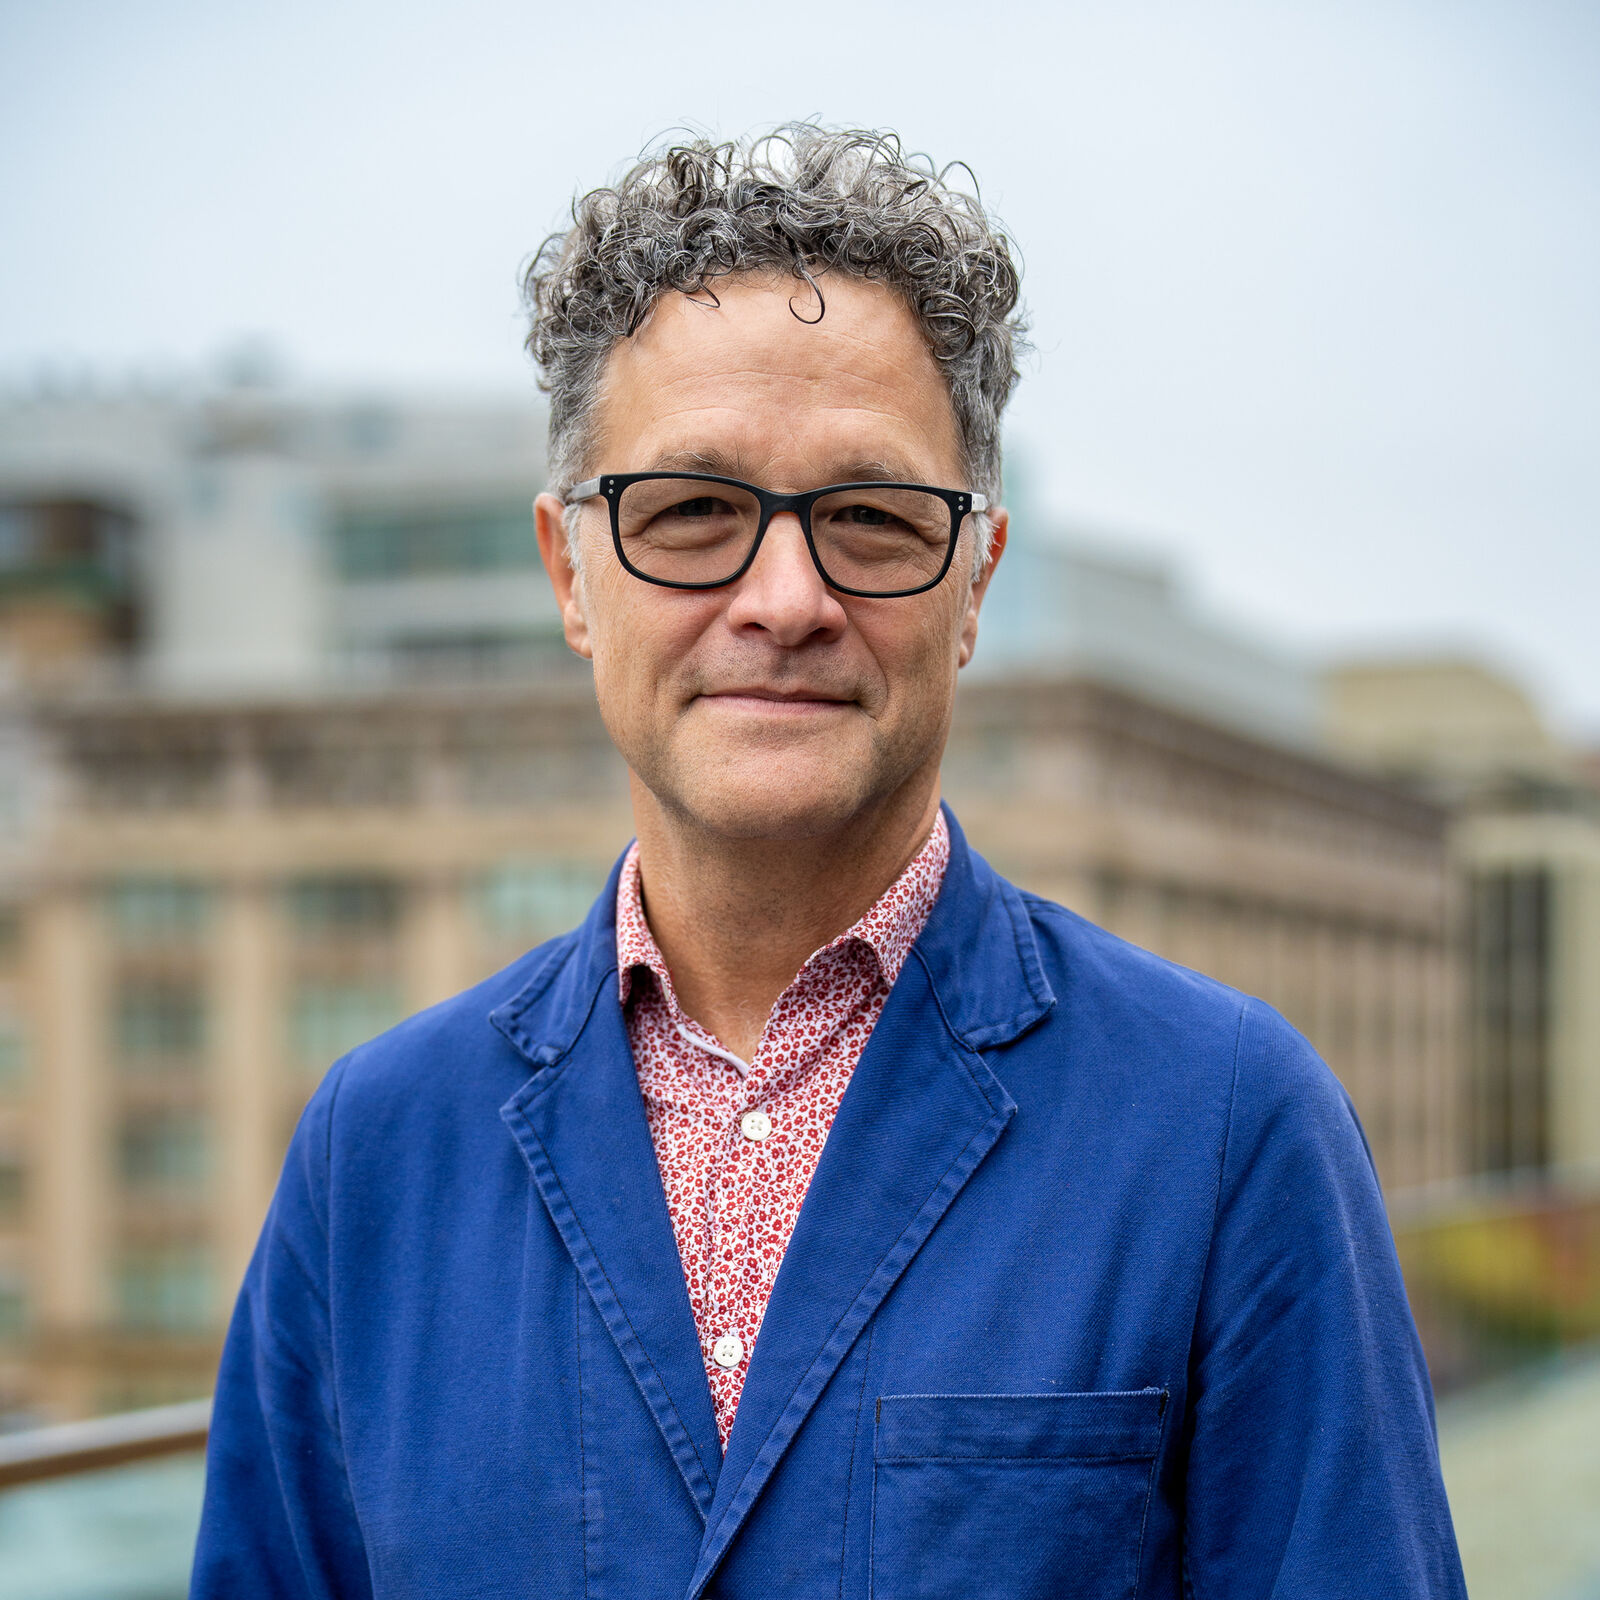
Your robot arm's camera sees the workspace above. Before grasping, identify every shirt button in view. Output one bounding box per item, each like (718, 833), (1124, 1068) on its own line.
(712, 1334), (745, 1369)
(740, 1110), (772, 1142)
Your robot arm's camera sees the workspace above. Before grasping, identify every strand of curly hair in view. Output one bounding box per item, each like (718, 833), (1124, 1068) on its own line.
(522, 122), (1028, 566)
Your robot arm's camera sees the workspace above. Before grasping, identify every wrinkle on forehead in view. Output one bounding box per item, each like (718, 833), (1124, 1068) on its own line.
(591, 274), (963, 484)
(647, 444), (932, 488)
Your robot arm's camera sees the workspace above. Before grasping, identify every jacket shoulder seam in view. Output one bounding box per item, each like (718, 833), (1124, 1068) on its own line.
(1178, 995), (1251, 1600)
(317, 1054), (356, 1475)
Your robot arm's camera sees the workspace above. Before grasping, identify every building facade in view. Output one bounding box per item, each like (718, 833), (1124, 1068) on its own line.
(0, 381), (1478, 1423)
(1325, 658), (1600, 1180)
(0, 673), (1465, 1423)
(0, 380), (558, 694)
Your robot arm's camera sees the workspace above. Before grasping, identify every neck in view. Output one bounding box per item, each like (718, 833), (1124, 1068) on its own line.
(630, 779), (942, 1061)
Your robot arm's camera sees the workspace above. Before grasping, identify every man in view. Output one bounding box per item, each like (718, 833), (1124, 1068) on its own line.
(193, 125), (1465, 1598)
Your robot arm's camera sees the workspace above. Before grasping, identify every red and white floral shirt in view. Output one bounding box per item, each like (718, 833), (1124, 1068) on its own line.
(617, 812), (949, 1449)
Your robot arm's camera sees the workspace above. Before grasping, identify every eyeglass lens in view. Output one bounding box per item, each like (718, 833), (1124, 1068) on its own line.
(614, 478), (954, 593)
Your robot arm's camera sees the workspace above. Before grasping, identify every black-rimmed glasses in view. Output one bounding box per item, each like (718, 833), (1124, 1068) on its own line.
(562, 472), (987, 598)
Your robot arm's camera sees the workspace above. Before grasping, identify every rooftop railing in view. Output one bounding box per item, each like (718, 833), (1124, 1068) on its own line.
(0, 1396), (209, 1489)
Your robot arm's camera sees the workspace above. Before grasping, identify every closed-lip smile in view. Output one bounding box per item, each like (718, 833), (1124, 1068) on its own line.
(700, 687), (855, 711)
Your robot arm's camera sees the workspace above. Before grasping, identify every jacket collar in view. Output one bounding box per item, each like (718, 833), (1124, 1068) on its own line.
(910, 804), (1055, 1049)
(493, 846), (724, 1516)
(489, 805), (1056, 1575)
(489, 842), (629, 1073)
(490, 804), (1054, 1073)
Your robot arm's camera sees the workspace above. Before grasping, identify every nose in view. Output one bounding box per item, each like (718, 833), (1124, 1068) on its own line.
(723, 511), (849, 646)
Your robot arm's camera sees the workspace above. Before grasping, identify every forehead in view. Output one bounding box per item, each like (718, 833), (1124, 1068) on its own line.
(592, 273), (964, 483)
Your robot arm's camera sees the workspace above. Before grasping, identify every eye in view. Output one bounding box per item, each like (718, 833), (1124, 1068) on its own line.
(838, 503), (895, 527)
(664, 496), (729, 519)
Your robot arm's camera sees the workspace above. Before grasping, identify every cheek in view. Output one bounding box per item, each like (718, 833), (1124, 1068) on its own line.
(588, 586), (714, 714)
(585, 583), (651, 717)
(857, 598), (965, 711)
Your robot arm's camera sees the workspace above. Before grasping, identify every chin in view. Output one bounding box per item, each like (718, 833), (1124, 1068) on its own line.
(672, 777), (871, 843)
(625, 717), (931, 843)
(664, 736), (879, 840)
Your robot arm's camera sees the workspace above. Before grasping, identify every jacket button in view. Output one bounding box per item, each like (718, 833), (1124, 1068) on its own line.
(739, 1110), (772, 1142)
(712, 1334), (745, 1369)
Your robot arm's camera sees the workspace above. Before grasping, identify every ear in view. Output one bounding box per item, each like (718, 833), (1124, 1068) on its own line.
(535, 491), (593, 660)
(957, 507), (1008, 669)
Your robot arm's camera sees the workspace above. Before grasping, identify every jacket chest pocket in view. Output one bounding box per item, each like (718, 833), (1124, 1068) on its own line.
(869, 1390), (1166, 1600)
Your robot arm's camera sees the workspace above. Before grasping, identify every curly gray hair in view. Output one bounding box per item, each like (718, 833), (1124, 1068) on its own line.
(522, 123), (1027, 570)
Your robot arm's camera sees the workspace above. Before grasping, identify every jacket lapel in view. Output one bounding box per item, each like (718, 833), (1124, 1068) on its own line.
(493, 866), (723, 1522)
(684, 809), (1054, 1598)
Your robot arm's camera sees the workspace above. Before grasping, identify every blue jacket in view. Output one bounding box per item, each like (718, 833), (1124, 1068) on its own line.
(193, 810), (1465, 1598)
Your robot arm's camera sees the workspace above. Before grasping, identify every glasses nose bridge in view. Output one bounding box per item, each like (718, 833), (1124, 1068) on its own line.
(751, 490), (819, 569)
(756, 487), (815, 537)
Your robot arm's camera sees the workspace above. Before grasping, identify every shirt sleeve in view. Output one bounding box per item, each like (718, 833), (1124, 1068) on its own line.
(190, 1062), (373, 1600)
(1181, 1000), (1468, 1599)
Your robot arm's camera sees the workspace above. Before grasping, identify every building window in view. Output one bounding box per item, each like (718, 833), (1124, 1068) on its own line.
(107, 876), (212, 943)
(0, 1018), (22, 1088)
(289, 979), (402, 1068)
(342, 405), (398, 453)
(0, 497), (138, 601)
(76, 731), (227, 812)
(114, 978), (207, 1069)
(0, 505), (29, 566)
(0, 1153), (22, 1224)
(0, 1272), (25, 1339)
(287, 875), (402, 936)
(388, 631), (568, 684)
(0, 774), (23, 837)
(1471, 868), (1553, 1174)
(117, 1111), (211, 1192)
(476, 861), (606, 942)
(112, 1245), (216, 1333)
(330, 505), (540, 579)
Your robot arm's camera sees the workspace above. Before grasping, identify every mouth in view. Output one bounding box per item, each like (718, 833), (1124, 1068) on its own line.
(697, 688), (857, 715)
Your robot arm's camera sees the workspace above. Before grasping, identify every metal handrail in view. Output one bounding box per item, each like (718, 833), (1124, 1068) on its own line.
(0, 1396), (210, 1489)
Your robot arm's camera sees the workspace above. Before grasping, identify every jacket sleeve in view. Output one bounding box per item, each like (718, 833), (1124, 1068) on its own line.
(190, 1061), (373, 1599)
(1181, 1000), (1467, 1599)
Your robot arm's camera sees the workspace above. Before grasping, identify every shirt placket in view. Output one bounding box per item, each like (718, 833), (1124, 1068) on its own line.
(679, 1033), (748, 1418)
(702, 1062), (768, 1403)
(730, 964), (846, 1349)
(619, 822), (948, 1447)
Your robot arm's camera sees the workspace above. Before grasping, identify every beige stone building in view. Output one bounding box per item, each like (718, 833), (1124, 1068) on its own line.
(1325, 658), (1600, 1179)
(0, 383), (1481, 1423)
(946, 679), (1462, 1195)
(0, 670), (1466, 1422)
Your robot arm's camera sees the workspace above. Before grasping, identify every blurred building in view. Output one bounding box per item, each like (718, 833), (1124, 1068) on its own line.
(0, 381), (1469, 1421)
(0, 378), (560, 693)
(0, 670), (1462, 1421)
(1325, 658), (1600, 1179)
(4, 683), (631, 1419)
(970, 527), (1320, 750)
(946, 677), (1460, 1186)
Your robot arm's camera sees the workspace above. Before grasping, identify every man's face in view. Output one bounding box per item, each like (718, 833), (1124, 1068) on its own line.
(536, 272), (1005, 842)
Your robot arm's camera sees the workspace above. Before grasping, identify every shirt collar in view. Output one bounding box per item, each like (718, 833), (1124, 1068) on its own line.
(615, 809), (951, 1010)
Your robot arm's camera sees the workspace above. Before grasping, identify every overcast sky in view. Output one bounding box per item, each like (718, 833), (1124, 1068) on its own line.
(3, 0), (1596, 735)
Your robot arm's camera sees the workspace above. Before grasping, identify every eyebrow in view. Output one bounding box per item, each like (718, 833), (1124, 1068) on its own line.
(649, 447), (753, 476)
(646, 448), (933, 485)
